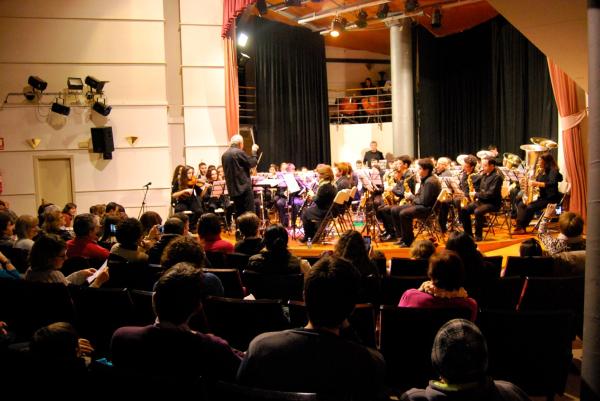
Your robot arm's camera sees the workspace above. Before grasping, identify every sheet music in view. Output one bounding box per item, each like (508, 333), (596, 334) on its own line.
(283, 173), (301, 193)
(211, 180), (227, 197)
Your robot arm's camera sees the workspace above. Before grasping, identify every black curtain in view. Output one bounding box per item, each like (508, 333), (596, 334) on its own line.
(415, 16), (558, 158)
(254, 18), (330, 170)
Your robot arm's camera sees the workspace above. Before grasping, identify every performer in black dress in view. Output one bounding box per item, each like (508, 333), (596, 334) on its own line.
(300, 164), (337, 243)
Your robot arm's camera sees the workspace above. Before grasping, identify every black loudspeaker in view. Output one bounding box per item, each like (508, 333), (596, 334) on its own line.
(91, 127), (114, 159)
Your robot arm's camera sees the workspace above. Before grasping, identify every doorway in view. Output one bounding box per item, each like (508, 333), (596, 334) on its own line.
(34, 156), (75, 208)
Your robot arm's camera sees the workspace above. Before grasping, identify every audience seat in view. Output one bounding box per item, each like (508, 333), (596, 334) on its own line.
(482, 255), (503, 276)
(504, 256), (555, 277)
(129, 289), (155, 326)
(380, 276), (428, 306)
(476, 276), (525, 310)
(3, 247), (30, 273)
(61, 256), (91, 276)
(212, 381), (318, 401)
(226, 252), (251, 271)
(105, 254), (155, 291)
(204, 268), (245, 298)
(242, 270), (304, 302)
(205, 251), (227, 268)
(389, 258), (428, 277)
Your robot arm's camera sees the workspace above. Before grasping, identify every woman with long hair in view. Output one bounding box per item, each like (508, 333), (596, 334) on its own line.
(171, 165), (203, 229)
(247, 224), (302, 274)
(300, 164), (337, 242)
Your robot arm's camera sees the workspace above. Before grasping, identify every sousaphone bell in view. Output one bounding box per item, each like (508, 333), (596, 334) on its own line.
(502, 153), (522, 169)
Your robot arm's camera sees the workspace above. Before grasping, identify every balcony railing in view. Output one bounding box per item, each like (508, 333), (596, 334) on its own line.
(239, 86), (256, 125)
(328, 85), (392, 124)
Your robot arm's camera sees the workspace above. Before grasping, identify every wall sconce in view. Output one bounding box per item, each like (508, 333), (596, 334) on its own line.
(126, 136), (138, 146)
(27, 138), (41, 149)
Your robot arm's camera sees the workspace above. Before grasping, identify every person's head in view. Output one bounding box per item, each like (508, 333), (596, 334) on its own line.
(99, 215), (120, 242)
(316, 164), (334, 182)
(198, 162), (208, 177)
(61, 203), (77, 216)
(73, 213), (99, 239)
(432, 319), (488, 383)
(237, 212), (260, 238)
(445, 231), (478, 259)
(279, 162), (288, 173)
(89, 204), (106, 219)
(428, 250), (465, 291)
(481, 158), (497, 174)
(30, 322), (80, 364)
(216, 165), (224, 179)
(153, 263), (204, 325)
(0, 211), (15, 237)
(139, 211), (162, 235)
(178, 166), (194, 189)
(173, 212), (190, 235)
(487, 144), (499, 157)
(263, 224), (289, 254)
(42, 209), (63, 233)
(29, 234), (67, 271)
(15, 215), (39, 240)
(410, 239), (437, 260)
(105, 202), (119, 216)
(559, 212), (584, 238)
(116, 218), (143, 250)
(286, 163), (296, 173)
(355, 160), (364, 169)
(369, 141), (378, 152)
(540, 152), (558, 171)
(230, 134), (244, 148)
(161, 236), (206, 269)
(436, 157), (451, 173)
(197, 213), (222, 239)
(519, 238), (543, 257)
(462, 155), (478, 174)
(304, 255), (360, 330)
(335, 162), (352, 178)
(163, 217), (185, 235)
(399, 155), (412, 171)
(207, 168), (218, 182)
(364, 77), (373, 87)
(334, 230), (370, 267)
(268, 164), (277, 175)
(418, 158), (434, 179)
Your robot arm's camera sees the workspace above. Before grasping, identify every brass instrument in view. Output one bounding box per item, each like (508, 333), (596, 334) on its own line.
(519, 143), (546, 205)
(460, 172), (476, 208)
(476, 150), (495, 160)
(399, 173), (414, 206)
(383, 170), (400, 206)
(438, 188), (453, 203)
(531, 137), (558, 149)
(502, 152), (522, 169)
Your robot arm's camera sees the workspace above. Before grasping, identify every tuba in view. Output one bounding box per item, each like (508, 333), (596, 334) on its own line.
(519, 144), (546, 205)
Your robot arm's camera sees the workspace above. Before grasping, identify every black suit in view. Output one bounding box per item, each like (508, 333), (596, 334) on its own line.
(301, 182), (337, 240)
(221, 145), (257, 216)
(516, 168), (563, 229)
(459, 168), (503, 238)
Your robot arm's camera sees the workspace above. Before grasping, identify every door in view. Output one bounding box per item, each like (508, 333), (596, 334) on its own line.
(34, 157), (74, 208)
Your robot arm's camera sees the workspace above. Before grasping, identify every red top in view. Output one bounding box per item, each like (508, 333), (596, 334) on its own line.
(66, 237), (110, 260)
(399, 289), (478, 321)
(202, 236), (234, 254)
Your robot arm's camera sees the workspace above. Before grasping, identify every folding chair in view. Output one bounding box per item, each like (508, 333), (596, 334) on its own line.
(312, 190), (350, 243)
(413, 200), (441, 243)
(484, 198), (512, 240)
(533, 182), (571, 232)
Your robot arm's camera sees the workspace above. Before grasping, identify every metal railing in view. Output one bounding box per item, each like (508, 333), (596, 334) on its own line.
(328, 85), (392, 124)
(239, 86), (256, 125)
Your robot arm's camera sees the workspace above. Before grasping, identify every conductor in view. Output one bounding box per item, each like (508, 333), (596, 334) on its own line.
(221, 134), (259, 216)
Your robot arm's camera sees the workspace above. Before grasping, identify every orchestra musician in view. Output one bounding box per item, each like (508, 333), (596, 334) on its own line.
(377, 156), (415, 242)
(363, 141), (384, 168)
(438, 155), (480, 234)
(513, 153), (563, 234)
(171, 165), (204, 228)
(391, 159), (441, 247)
(458, 158), (503, 241)
(275, 163), (305, 228)
(435, 157), (453, 177)
(334, 162), (353, 190)
(300, 164), (337, 243)
(198, 162), (208, 181)
(221, 134), (259, 217)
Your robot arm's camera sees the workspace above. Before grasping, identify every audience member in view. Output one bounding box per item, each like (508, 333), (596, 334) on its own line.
(110, 218), (148, 263)
(139, 211), (162, 236)
(66, 214), (109, 261)
(111, 263), (242, 380)
(0, 250), (20, 279)
(89, 204), (106, 220)
(0, 211), (16, 249)
(173, 212), (192, 236)
(334, 230), (380, 302)
(237, 255), (386, 400)
(539, 209), (585, 255)
(247, 224), (303, 275)
(409, 239), (437, 260)
(197, 213), (234, 254)
(25, 234), (108, 287)
(61, 203), (77, 228)
(400, 319), (531, 401)
(519, 238), (543, 257)
(234, 212), (264, 255)
(399, 250), (478, 321)
(42, 208), (72, 242)
(147, 217), (184, 265)
(97, 215), (122, 250)
(13, 215), (39, 252)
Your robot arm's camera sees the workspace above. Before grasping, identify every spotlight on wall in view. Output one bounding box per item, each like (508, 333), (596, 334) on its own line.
(28, 76), (47, 92)
(355, 10), (368, 28)
(431, 7), (442, 28)
(377, 4), (389, 19)
(405, 0), (419, 12)
(67, 77), (84, 91)
(238, 32), (249, 47)
(85, 76), (108, 93)
(92, 100), (112, 116)
(256, 0), (268, 15)
(51, 99), (71, 116)
(330, 17), (346, 37)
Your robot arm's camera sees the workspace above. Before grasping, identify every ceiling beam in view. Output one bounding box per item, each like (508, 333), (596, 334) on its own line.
(297, 0), (392, 25)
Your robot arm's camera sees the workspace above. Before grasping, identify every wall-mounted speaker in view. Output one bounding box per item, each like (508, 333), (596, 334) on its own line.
(91, 127), (114, 159)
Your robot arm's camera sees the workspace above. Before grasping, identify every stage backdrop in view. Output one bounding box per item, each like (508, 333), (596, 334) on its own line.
(415, 16), (558, 158)
(254, 18), (331, 170)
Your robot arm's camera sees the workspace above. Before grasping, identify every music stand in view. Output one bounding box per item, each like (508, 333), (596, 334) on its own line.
(210, 180), (231, 232)
(138, 183), (150, 219)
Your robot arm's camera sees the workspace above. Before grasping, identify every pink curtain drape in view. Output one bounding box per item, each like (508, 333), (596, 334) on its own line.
(222, 0), (254, 38)
(547, 59), (588, 221)
(224, 33), (240, 138)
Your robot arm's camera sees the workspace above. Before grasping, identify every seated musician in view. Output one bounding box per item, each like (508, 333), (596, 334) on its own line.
(458, 158), (503, 242)
(391, 159), (441, 247)
(513, 153), (563, 234)
(300, 164), (337, 243)
(275, 163), (305, 228)
(438, 155), (480, 234)
(377, 155), (414, 242)
(171, 165), (203, 227)
(334, 162), (353, 191)
(435, 157), (453, 177)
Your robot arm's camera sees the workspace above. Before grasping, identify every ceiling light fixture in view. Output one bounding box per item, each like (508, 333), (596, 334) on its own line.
(237, 32), (249, 47)
(355, 10), (368, 28)
(256, 0), (268, 15)
(405, 0), (419, 12)
(431, 7), (442, 28)
(330, 17), (346, 37)
(377, 3), (390, 19)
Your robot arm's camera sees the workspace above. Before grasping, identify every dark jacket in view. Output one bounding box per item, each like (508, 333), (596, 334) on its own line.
(475, 169), (503, 207)
(221, 145), (257, 198)
(414, 174), (441, 208)
(537, 168), (563, 202)
(401, 378), (531, 401)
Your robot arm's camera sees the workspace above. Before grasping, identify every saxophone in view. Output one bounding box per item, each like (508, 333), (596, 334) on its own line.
(460, 172), (475, 208)
(399, 173), (413, 206)
(383, 170), (400, 206)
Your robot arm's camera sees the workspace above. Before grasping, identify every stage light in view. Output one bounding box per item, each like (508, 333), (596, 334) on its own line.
(355, 10), (368, 28)
(377, 3), (389, 19)
(238, 32), (249, 47)
(67, 77), (84, 91)
(92, 100), (112, 116)
(431, 7), (442, 28)
(405, 0), (419, 12)
(28, 76), (47, 92)
(85, 76), (108, 93)
(256, 0), (268, 15)
(330, 17), (346, 37)
(23, 86), (36, 101)
(238, 52), (251, 68)
(51, 99), (71, 116)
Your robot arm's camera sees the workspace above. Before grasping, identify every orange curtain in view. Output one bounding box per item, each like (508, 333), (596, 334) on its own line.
(224, 32), (240, 138)
(222, 0), (254, 38)
(547, 59), (587, 221)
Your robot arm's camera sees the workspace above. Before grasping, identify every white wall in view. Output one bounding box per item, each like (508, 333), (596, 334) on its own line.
(329, 122), (395, 165)
(0, 0), (171, 218)
(179, 0), (228, 169)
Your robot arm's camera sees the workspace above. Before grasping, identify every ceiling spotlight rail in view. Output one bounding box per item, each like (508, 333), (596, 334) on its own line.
(297, 0), (391, 24)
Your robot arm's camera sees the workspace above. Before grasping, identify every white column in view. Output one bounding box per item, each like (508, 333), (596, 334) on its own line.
(390, 19), (414, 157)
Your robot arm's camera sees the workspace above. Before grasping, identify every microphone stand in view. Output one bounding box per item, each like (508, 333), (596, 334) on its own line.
(138, 184), (150, 219)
